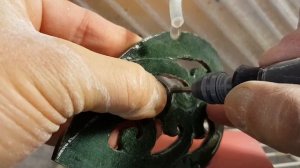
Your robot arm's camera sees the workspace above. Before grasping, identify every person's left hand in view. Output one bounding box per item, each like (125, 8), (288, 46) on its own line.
(0, 1), (167, 167)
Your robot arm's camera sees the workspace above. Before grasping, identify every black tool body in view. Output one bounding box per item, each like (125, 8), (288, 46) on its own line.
(191, 58), (300, 104)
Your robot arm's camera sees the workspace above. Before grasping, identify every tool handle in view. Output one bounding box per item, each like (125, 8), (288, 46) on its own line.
(258, 58), (300, 84)
(192, 58), (300, 104)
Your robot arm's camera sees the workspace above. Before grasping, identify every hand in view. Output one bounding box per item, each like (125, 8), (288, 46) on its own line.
(208, 28), (300, 156)
(0, 0), (166, 167)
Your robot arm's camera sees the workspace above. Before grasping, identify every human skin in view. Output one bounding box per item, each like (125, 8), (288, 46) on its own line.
(207, 28), (300, 156)
(0, 0), (166, 167)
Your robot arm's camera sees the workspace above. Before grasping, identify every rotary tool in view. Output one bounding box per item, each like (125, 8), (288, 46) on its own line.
(181, 58), (300, 104)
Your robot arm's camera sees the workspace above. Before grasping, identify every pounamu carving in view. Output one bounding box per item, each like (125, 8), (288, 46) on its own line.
(52, 32), (224, 168)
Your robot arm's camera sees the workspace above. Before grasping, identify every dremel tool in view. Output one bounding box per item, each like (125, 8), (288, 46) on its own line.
(184, 58), (300, 104)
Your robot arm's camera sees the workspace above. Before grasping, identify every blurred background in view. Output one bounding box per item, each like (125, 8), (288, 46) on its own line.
(72, 0), (300, 73)
(18, 0), (300, 167)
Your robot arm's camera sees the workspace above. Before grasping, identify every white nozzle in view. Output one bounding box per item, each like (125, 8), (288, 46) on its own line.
(169, 0), (184, 28)
(169, 0), (184, 40)
(170, 27), (180, 40)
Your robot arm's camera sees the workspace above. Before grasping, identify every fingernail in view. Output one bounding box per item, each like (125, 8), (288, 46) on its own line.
(224, 86), (254, 131)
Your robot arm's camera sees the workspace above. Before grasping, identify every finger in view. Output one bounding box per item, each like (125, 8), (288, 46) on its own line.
(206, 104), (233, 126)
(39, 0), (141, 56)
(260, 29), (300, 66)
(55, 39), (167, 120)
(224, 81), (300, 156)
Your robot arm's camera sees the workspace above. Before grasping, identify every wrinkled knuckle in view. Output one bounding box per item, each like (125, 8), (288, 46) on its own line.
(126, 65), (149, 107)
(72, 9), (93, 44)
(132, 68), (155, 116)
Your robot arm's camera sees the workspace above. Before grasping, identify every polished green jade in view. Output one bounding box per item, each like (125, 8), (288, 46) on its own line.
(52, 32), (224, 168)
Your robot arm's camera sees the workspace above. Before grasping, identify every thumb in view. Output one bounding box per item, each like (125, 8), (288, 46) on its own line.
(61, 40), (167, 120)
(224, 81), (300, 156)
(0, 34), (167, 167)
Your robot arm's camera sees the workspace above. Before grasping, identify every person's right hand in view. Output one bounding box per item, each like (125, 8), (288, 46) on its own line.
(0, 0), (166, 167)
(208, 28), (300, 156)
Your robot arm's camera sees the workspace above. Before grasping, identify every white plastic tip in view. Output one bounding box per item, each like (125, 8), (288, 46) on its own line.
(169, 0), (184, 28)
(172, 17), (184, 28)
(170, 27), (181, 40)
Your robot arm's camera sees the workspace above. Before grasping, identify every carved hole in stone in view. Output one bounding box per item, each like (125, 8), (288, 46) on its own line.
(176, 58), (211, 75)
(188, 120), (210, 154)
(188, 139), (204, 154)
(108, 127), (119, 150)
(158, 74), (189, 87)
(151, 126), (181, 154)
(108, 120), (162, 151)
(190, 69), (196, 76)
(108, 121), (137, 150)
(151, 134), (179, 154)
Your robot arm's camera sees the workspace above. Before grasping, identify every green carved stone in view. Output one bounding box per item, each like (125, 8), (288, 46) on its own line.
(52, 32), (224, 168)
